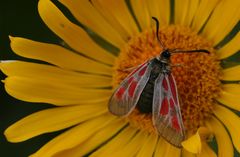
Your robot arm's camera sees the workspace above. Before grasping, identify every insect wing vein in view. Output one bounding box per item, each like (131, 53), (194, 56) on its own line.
(153, 73), (185, 147)
(108, 61), (152, 116)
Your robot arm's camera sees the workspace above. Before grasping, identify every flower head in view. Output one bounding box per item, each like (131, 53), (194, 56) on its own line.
(1, 0), (240, 156)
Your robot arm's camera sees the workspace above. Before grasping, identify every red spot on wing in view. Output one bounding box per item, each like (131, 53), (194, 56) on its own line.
(138, 66), (147, 76)
(128, 77), (134, 84)
(116, 87), (125, 100)
(162, 77), (168, 91)
(128, 81), (137, 97)
(172, 115), (181, 132)
(160, 98), (169, 115)
(169, 98), (174, 109)
(169, 74), (177, 103)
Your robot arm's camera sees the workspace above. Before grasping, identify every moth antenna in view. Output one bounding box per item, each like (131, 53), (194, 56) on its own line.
(171, 49), (210, 54)
(152, 17), (166, 50)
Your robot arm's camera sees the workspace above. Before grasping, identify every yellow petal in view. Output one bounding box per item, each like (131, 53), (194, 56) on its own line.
(111, 131), (149, 157)
(154, 138), (167, 157)
(9, 37), (112, 75)
(146, 0), (170, 25)
(174, 0), (190, 25)
(0, 61), (112, 88)
(217, 84), (240, 111)
(182, 130), (201, 154)
(90, 126), (138, 157)
(198, 142), (217, 157)
(4, 76), (111, 106)
(164, 143), (181, 157)
(182, 0), (200, 26)
(221, 65), (240, 81)
(5, 104), (107, 143)
(206, 117), (234, 157)
(214, 104), (240, 153)
(191, 0), (220, 33)
(182, 127), (211, 154)
(201, 0), (240, 45)
(38, 0), (116, 65)
(53, 120), (127, 157)
(59, 0), (125, 48)
(217, 32), (240, 59)
(31, 114), (116, 157)
(91, 0), (139, 37)
(136, 133), (158, 157)
(130, 0), (151, 30)
(182, 149), (196, 157)
(91, 0), (130, 40)
(221, 83), (240, 94)
(154, 138), (181, 157)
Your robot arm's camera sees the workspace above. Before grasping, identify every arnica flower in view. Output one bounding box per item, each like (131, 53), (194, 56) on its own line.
(1, 0), (240, 156)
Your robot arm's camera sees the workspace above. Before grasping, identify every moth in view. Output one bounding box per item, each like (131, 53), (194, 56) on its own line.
(108, 17), (209, 147)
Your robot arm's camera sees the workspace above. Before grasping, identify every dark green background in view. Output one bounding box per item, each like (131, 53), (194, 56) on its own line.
(0, 0), (239, 157)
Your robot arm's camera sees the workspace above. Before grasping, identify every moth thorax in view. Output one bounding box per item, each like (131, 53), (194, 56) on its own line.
(158, 57), (170, 64)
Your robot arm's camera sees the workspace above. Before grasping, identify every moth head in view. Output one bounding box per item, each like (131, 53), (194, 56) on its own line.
(160, 49), (171, 60)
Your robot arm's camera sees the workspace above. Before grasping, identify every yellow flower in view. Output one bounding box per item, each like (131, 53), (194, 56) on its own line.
(1, 0), (240, 156)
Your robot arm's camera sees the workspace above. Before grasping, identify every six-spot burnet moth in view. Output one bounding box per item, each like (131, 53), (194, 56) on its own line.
(108, 17), (209, 147)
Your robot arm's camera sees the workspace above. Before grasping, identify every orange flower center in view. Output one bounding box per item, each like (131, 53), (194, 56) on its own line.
(112, 26), (221, 134)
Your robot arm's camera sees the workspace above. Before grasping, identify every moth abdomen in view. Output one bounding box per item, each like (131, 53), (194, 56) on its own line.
(137, 60), (162, 113)
(137, 82), (154, 113)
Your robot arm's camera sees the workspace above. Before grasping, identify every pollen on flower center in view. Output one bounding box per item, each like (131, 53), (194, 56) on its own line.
(112, 26), (221, 134)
